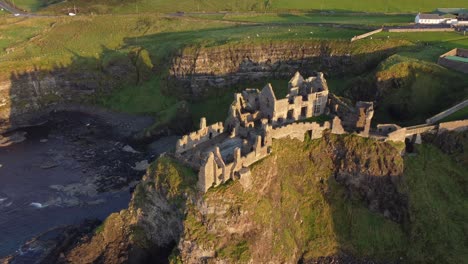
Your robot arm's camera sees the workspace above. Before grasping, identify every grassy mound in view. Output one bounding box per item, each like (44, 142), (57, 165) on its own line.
(374, 55), (468, 124)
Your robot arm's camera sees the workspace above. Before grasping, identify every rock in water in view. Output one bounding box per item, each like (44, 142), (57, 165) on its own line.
(122, 145), (140, 154)
(40, 162), (59, 169)
(0, 131), (27, 147)
(132, 160), (149, 171)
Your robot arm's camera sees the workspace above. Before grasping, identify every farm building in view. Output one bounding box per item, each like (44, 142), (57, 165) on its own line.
(415, 13), (445, 24)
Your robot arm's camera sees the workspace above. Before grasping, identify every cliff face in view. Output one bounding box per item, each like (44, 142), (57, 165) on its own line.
(169, 41), (404, 97)
(61, 157), (197, 264)
(0, 48), (152, 133)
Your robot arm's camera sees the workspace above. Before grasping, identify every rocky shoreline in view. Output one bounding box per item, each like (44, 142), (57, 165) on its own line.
(0, 108), (178, 261)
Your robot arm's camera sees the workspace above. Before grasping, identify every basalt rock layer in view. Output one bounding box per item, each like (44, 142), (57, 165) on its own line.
(169, 40), (406, 97)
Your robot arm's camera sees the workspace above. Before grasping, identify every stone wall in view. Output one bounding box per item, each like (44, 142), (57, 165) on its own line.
(386, 28), (455, 32)
(385, 128), (407, 143)
(270, 121), (331, 141)
(197, 117), (344, 192)
(176, 118), (224, 154)
(438, 119), (468, 133)
(405, 124), (437, 136)
(426, 99), (468, 124)
(351, 28), (383, 42)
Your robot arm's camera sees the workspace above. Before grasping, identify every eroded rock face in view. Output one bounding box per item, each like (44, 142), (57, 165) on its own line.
(0, 51), (147, 134)
(319, 133), (407, 222)
(169, 41), (401, 97)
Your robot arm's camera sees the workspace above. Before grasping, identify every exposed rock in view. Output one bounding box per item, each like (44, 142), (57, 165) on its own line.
(123, 145), (141, 154)
(1, 220), (101, 264)
(40, 161), (59, 169)
(169, 41), (401, 97)
(132, 160), (149, 171)
(0, 131), (27, 147)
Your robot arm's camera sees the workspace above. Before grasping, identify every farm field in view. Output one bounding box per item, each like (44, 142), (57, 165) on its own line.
(11, 0), (468, 14)
(204, 13), (414, 26)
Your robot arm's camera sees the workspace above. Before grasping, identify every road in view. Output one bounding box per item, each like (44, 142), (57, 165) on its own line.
(0, 0), (54, 17)
(0, 0), (25, 14)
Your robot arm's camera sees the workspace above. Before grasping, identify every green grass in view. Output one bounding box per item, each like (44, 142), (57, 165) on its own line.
(10, 0), (43, 11)
(100, 77), (177, 114)
(36, 0), (468, 14)
(218, 13), (413, 26)
(372, 55), (468, 124)
(0, 17), (52, 55)
(400, 144), (468, 263)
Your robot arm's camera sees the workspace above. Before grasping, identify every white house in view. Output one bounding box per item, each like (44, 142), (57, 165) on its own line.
(415, 13), (445, 24)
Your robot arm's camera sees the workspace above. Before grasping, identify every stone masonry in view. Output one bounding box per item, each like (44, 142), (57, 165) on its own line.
(174, 71), (468, 193)
(225, 72), (329, 130)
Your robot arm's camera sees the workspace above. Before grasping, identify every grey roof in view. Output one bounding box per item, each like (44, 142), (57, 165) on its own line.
(418, 13), (443, 19)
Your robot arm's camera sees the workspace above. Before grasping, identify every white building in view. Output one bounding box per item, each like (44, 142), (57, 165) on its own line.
(415, 13), (445, 24)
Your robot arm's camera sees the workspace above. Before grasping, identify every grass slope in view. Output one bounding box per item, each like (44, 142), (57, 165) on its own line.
(400, 144), (468, 263)
(181, 135), (468, 263)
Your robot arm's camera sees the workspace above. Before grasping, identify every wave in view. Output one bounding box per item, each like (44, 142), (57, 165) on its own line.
(0, 197), (7, 203)
(29, 202), (47, 209)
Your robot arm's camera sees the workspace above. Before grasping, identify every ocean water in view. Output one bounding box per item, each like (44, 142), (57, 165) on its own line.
(0, 128), (131, 257)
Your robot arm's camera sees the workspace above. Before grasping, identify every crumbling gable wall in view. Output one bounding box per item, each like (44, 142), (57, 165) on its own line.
(259, 83), (276, 119)
(176, 118), (224, 154)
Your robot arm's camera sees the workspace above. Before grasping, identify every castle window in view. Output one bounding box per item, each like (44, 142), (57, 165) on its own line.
(314, 104), (321, 114)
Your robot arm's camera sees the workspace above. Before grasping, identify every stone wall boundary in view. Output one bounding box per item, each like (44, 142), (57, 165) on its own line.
(385, 28), (455, 33)
(426, 99), (468, 124)
(351, 28), (382, 42)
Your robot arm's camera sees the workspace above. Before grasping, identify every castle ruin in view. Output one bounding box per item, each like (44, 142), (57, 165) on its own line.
(174, 71), (468, 193)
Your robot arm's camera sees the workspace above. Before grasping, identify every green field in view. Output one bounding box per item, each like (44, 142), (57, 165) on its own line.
(1, 10), (468, 127)
(9, 0), (43, 11)
(215, 13), (414, 26)
(14, 0), (468, 14)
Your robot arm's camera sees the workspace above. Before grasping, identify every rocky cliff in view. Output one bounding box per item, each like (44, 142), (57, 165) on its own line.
(0, 48), (153, 133)
(44, 134), (411, 264)
(169, 40), (406, 97)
